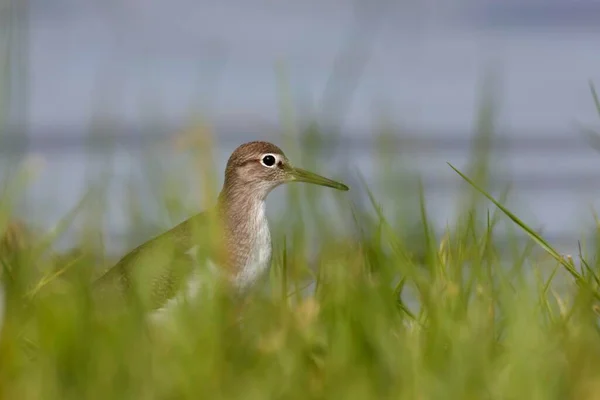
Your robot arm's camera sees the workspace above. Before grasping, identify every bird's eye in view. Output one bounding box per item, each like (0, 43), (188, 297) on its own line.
(261, 154), (276, 167)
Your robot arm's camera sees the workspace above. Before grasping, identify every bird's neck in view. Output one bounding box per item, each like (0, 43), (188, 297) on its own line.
(215, 183), (270, 273)
(217, 186), (266, 226)
(217, 180), (267, 218)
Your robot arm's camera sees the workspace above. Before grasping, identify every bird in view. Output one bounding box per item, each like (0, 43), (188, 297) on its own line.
(93, 141), (349, 317)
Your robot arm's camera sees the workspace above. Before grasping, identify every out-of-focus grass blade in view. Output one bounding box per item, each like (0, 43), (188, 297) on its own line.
(26, 253), (85, 300)
(590, 80), (600, 117)
(417, 177), (440, 273)
(356, 172), (381, 216)
(281, 235), (288, 303)
(578, 240), (600, 287)
(24, 187), (99, 298)
(32, 186), (98, 258)
(539, 263), (560, 323)
(394, 276), (417, 321)
(579, 81), (600, 151)
(448, 162), (599, 301)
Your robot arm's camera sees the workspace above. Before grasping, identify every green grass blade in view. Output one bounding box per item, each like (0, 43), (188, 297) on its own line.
(448, 162), (599, 301)
(590, 80), (600, 117)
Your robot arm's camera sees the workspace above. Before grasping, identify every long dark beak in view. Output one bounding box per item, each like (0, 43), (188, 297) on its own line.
(286, 166), (349, 191)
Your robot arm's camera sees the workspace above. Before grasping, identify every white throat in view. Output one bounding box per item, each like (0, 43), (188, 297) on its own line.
(234, 199), (272, 290)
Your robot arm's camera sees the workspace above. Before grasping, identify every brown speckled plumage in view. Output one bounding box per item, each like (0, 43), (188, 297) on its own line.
(93, 141), (348, 311)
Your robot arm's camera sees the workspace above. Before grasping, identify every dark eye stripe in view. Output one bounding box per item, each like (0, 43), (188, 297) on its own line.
(238, 158), (278, 167)
(238, 159), (259, 167)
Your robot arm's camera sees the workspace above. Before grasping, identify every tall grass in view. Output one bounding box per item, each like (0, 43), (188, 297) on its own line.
(0, 87), (599, 400)
(2, 7), (600, 396)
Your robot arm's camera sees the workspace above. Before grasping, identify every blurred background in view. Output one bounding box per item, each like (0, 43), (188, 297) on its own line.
(2, 0), (600, 257)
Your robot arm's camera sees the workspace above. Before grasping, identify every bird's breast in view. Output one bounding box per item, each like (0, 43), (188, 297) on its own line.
(151, 203), (273, 322)
(233, 203), (272, 290)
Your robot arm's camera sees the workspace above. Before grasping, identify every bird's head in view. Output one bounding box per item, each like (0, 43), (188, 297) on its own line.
(223, 141), (349, 199)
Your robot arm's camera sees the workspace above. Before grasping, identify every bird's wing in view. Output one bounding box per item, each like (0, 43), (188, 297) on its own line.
(93, 212), (219, 310)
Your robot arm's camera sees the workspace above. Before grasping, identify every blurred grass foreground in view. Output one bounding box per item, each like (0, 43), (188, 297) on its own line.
(2, 123), (600, 400)
(2, 76), (600, 399)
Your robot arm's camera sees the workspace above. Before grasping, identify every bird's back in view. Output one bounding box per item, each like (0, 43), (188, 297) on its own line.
(93, 211), (222, 311)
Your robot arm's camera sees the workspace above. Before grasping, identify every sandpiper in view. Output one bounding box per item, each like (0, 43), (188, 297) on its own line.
(94, 141), (349, 314)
